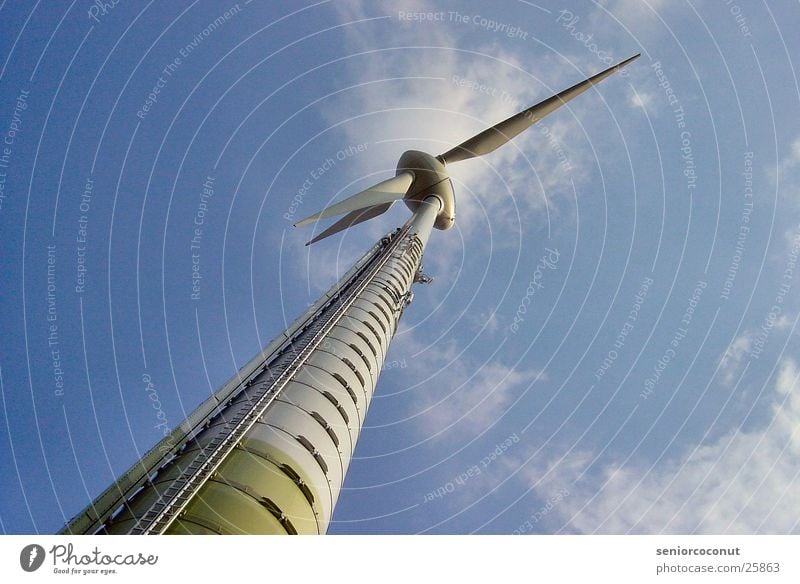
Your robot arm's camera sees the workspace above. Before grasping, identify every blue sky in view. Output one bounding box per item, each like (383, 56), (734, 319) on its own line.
(2, 0), (800, 534)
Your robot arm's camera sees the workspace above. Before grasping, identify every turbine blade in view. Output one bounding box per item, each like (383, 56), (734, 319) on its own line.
(306, 202), (392, 245)
(295, 172), (413, 227)
(438, 53), (640, 164)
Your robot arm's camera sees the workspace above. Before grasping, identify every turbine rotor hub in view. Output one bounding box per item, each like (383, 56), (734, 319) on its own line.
(397, 150), (455, 230)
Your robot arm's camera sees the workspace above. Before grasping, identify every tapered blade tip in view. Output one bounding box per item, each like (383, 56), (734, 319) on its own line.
(294, 217), (315, 227)
(620, 53), (641, 66)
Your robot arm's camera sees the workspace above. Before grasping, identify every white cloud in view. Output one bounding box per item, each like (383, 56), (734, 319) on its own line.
(305, 0), (636, 448)
(782, 138), (800, 173)
(768, 135), (800, 198)
(312, 0), (635, 266)
(390, 326), (545, 438)
(717, 314), (794, 388)
(517, 357), (800, 533)
(466, 308), (501, 335)
(590, 0), (670, 34)
(628, 89), (653, 111)
(718, 332), (753, 387)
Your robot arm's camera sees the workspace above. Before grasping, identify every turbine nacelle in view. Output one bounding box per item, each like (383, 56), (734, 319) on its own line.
(295, 53), (640, 245)
(396, 150), (455, 231)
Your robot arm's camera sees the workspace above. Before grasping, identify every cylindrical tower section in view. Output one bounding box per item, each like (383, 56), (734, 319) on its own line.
(107, 199), (441, 535)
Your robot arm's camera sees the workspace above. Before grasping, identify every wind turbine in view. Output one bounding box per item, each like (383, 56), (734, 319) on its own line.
(60, 54), (639, 535)
(296, 53), (640, 245)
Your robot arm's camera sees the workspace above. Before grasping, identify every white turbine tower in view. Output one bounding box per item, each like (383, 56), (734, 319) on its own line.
(61, 54), (639, 535)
